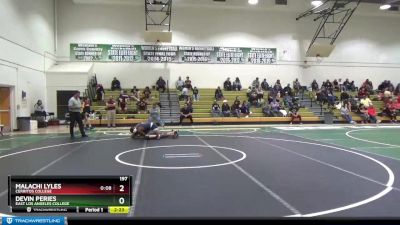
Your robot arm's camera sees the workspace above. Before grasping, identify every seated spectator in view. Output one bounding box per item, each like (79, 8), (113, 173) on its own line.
(283, 84), (292, 97)
(240, 100), (251, 118)
(156, 76), (166, 93)
(118, 91), (129, 114)
(262, 105), (273, 117)
(223, 78), (232, 91)
(394, 83), (400, 96)
(96, 84), (105, 102)
(215, 86), (224, 101)
(311, 79), (319, 92)
(382, 88), (392, 104)
(246, 86), (252, 98)
(261, 79), (269, 91)
(367, 105), (380, 124)
(249, 87), (259, 107)
(340, 91), (350, 102)
(270, 99), (281, 117)
(358, 105), (369, 124)
(180, 103), (193, 125)
(130, 86), (140, 101)
(149, 103), (164, 127)
(143, 87), (152, 101)
(343, 79), (350, 92)
(290, 108), (302, 125)
(180, 86), (190, 101)
(221, 100), (231, 117)
(111, 77), (121, 91)
(274, 80), (283, 93)
(231, 100), (241, 118)
(340, 103), (356, 124)
(326, 89), (336, 106)
(256, 85), (264, 100)
(34, 100), (47, 117)
(185, 76), (193, 90)
(358, 87), (368, 98)
(360, 95), (373, 107)
(232, 77), (242, 91)
(324, 79), (333, 90)
(361, 79), (373, 94)
(211, 100), (221, 117)
(387, 81), (395, 92)
(252, 77), (260, 88)
(283, 92), (293, 109)
(186, 96), (193, 107)
(349, 80), (357, 92)
(136, 98), (148, 114)
(176, 76), (185, 91)
(293, 78), (301, 97)
(384, 101), (397, 123)
(333, 79), (339, 91)
(192, 87), (200, 101)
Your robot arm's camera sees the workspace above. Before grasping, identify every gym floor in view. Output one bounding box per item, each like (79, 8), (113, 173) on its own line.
(0, 125), (400, 218)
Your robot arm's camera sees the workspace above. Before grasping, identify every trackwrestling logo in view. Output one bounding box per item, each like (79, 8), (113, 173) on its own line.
(2, 217), (64, 225)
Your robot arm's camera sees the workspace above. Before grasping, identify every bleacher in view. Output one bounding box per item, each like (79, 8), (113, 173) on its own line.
(90, 89), (159, 126)
(178, 88), (322, 124)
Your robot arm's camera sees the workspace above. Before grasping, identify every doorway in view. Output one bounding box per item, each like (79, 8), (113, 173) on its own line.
(0, 87), (11, 132)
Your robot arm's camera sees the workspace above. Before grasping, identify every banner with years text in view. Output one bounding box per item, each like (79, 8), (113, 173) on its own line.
(70, 43), (277, 65)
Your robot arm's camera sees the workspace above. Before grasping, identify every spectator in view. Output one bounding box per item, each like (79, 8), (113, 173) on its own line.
(34, 100), (47, 118)
(340, 91), (350, 102)
(340, 103), (356, 124)
(326, 88), (336, 106)
(118, 91), (129, 114)
(96, 84), (105, 102)
(270, 99), (281, 117)
(148, 103), (164, 127)
(382, 88), (392, 104)
(256, 85), (264, 101)
(81, 97), (93, 130)
(176, 76), (185, 91)
(215, 86), (224, 101)
(290, 108), (302, 125)
(333, 79), (339, 91)
(274, 80), (282, 93)
(311, 79), (319, 92)
(111, 77), (121, 91)
(384, 101), (397, 123)
(136, 98), (148, 114)
(180, 103), (193, 125)
(262, 105), (273, 117)
(249, 87), (259, 107)
(221, 100), (231, 117)
(130, 86), (140, 101)
(252, 77), (260, 88)
(156, 76), (166, 93)
(211, 100), (221, 117)
(106, 96), (117, 128)
(394, 83), (400, 96)
(293, 78), (301, 97)
(361, 79), (373, 94)
(186, 96), (193, 107)
(261, 79), (269, 91)
(360, 95), (373, 107)
(232, 77), (242, 91)
(343, 79), (350, 92)
(231, 100), (241, 118)
(180, 86), (189, 101)
(185, 76), (193, 90)
(240, 100), (251, 118)
(193, 87), (200, 101)
(143, 87), (152, 101)
(68, 91), (87, 138)
(367, 105), (380, 124)
(283, 84), (292, 97)
(283, 92), (293, 109)
(246, 86), (252, 98)
(359, 105), (369, 124)
(358, 87), (368, 98)
(224, 78), (232, 91)
(349, 80), (356, 92)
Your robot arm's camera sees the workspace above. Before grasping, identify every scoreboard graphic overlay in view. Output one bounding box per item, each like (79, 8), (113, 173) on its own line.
(8, 176), (132, 214)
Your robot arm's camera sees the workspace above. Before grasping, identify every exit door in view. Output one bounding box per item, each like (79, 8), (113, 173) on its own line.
(0, 87), (11, 132)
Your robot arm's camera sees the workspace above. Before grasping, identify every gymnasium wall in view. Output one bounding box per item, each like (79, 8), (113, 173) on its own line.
(56, 0), (400, 90)
(0, 0), (55, 128)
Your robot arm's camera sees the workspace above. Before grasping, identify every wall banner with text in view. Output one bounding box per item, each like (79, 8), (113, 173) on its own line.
(70, 43), (277, 65)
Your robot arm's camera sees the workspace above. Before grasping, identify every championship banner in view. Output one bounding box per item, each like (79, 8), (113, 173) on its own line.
(70, 43), (277, 65)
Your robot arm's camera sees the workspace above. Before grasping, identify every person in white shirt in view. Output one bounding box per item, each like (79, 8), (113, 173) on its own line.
(68, 91), (87, 139)
(176, 76), (185, 91)
(360, 95), (373, 107)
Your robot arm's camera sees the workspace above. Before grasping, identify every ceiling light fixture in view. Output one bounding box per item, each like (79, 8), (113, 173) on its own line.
(311, 0), (323, 7)
(248, 0), (259, 5)
(380, 4), (391, 10)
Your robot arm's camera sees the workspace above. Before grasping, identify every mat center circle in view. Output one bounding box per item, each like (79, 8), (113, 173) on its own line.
(115, 145), (246, 169)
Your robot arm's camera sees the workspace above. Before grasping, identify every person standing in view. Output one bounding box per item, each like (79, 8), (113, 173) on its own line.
(68, 91), (87, 139)
(106, 96), (117, 128)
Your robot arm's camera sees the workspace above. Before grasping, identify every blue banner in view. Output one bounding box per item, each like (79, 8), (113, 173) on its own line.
(2, 217), (65, 225)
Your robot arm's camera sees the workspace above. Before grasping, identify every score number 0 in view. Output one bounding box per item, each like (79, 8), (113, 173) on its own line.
(119, 176), (128, 205)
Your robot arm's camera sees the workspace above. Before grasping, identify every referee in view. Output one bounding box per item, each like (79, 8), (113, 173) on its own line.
(68, 91), (88, 139)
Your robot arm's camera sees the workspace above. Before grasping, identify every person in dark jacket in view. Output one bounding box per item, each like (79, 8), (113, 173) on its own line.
(156, 76), (166, 93)
(111, 77), (121, 91)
